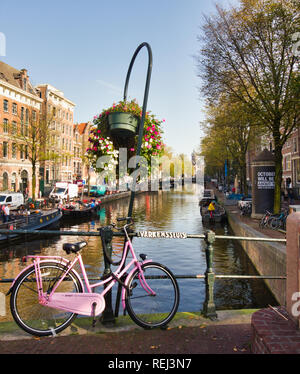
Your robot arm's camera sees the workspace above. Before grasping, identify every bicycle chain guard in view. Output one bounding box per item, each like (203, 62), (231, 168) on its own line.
(43, 293), (105, 317)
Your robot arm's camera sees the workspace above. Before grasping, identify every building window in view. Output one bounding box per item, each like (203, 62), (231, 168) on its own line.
(25, 145), (28, 159)
(12, 143), (17, 158)
(3, 99), (8, 112)
(2, 172), (8, 190)
(3, 142), (8, 157)
(23, 78), (27, 91)
(286, 154), (291, 171)
(11, 173), (17, 192)
(3, 118), (8, 133)
(12, 121), (17, 134)
(32, 110), (36, 122)
(21, 107), (24, 124)
(25, 109), (29, 124)
(12, 103), (17, 115)
(20, 144), (24, 159)
(293, 138), (298, 153)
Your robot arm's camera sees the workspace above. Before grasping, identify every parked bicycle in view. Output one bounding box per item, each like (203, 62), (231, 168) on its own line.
(7, 218), (180, 337)
(259, 210), (273, 228)
(259, 209), (288, 230)
(269, 210), (288, 230)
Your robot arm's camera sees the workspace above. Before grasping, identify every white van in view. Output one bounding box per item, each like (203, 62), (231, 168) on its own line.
(0, 193), (24, 209)
(49, 182), (79, 201)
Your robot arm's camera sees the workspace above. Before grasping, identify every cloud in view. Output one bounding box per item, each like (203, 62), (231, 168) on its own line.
(96, 79), (123, 95)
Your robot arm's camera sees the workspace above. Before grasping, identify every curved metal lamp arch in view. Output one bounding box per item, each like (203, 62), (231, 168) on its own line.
(124, 42), (153, 218)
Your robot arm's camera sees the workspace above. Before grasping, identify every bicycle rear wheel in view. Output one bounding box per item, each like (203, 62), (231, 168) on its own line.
(125, 262), (179, 329)
(270, 218), (279, 230)
(10, 262), (83, 337)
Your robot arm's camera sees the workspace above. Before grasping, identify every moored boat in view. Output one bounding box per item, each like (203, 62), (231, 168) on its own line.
(62, 201), (100, 219)
(0, 209), (62, 245)
(201, 203), (226, 223)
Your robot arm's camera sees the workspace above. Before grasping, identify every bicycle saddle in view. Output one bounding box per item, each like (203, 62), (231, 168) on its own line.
(63, 241), (87, 254)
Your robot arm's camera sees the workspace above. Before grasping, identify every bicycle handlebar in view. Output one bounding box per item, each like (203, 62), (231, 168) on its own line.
(98, 218), (134, 266)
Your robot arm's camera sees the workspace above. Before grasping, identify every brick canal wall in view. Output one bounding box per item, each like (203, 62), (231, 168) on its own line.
(226, 209), (286, 306)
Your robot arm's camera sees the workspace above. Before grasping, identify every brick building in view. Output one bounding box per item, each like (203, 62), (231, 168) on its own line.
(75, 122), (98, 186)
(35, 84), (76, 193)
(282, 127), (300, 197)
(0, 62), (105, 198)
(0, 61), (43, 196)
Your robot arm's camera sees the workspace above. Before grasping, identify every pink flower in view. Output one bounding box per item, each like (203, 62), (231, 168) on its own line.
(147, 145), (151, 149)
(162, 119), (165, 122)
(130, 148), (135, 151)
(97, 130), (101, 133)
(156, 144), (161, 150)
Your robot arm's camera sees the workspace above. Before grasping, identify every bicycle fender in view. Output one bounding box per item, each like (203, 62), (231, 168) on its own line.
(121, 260), (153, 310)
(6, 259), (84, 296)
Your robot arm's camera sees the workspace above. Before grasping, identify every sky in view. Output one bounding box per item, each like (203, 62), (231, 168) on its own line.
(0, 0), (236, 157)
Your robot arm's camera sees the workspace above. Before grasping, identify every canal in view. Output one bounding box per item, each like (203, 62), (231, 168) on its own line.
(0, 185), (278, 321)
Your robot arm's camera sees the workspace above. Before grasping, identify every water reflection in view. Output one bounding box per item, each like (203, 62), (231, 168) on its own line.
(0, 186), (277, 320)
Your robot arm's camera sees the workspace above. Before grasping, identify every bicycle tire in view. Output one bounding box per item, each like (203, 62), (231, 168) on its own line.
(10, 262), (83, 337)
(270, 218), (279, 230)
(259, 215), (267, 228)
(125, 262), (179, 329)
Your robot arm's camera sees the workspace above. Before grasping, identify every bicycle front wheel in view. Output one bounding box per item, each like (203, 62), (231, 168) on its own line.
(10, 262), (83, 337)
(125, 262), (179, 329)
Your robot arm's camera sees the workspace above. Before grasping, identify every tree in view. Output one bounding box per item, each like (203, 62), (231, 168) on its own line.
(197, 0), (300, 212)
(200, 123), (231, 183)
(203, 96), (263, 194)
(6, 111), (58, 199)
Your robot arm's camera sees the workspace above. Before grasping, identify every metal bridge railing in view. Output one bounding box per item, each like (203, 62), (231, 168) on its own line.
(0, 228), (286, 321)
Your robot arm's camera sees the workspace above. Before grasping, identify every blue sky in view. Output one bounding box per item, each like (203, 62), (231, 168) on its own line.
(0, 0), (235, 157)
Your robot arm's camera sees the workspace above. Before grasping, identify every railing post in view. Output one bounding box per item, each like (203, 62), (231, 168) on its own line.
(203, 230), (218, 320)
(99, 227), (116, 326)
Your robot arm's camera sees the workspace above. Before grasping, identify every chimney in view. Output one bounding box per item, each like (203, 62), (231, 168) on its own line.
(20, 69), (28, 91)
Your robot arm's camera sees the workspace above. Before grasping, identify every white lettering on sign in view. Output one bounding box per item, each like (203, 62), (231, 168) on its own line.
(137, 231), (188, 239)
(257, 171), (275, 190)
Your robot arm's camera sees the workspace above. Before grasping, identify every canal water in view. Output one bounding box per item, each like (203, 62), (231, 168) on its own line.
(0, 185), (278, 320)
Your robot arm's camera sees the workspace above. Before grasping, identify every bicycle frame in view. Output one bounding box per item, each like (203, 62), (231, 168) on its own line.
(15, 238), (154, 317)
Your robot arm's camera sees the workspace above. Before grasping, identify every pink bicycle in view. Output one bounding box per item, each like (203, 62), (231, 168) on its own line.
(7, 218), (179, 337)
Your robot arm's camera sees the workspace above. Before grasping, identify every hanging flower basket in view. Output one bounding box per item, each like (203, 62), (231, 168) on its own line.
(108, 112), (139, 138)
(86, 99), (166, 174)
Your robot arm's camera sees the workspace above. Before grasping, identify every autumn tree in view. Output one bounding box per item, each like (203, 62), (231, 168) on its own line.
(197, 0), (300, 212)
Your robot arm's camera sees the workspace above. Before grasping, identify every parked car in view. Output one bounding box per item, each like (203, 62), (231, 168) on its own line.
(238, 197), (252, 209)
(89, 185), (106, 197)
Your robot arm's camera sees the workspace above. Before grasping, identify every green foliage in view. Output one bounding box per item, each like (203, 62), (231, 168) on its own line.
(86, 99), (165, 172)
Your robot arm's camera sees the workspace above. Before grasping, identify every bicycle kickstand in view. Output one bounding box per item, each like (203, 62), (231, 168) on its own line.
(91, 302), (97, 328)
